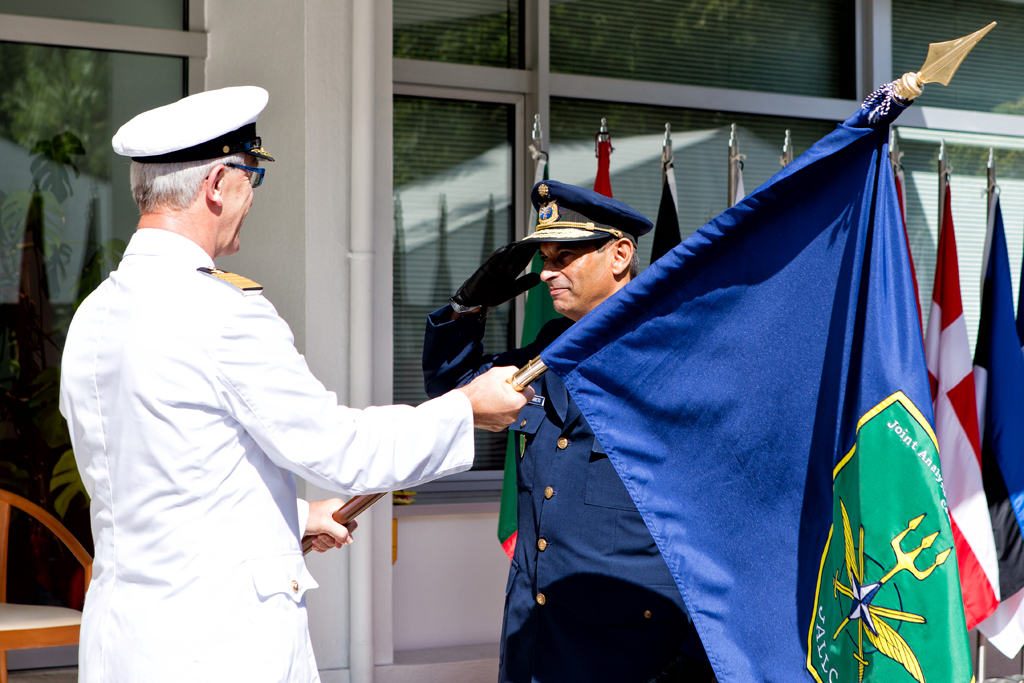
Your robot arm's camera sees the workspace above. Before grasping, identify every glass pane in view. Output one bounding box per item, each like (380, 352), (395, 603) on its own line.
(892, 0), (1024, 115)
(550, 0), (855, 99)
(393, 96), (515, 470)
(549, 98), (836, 270)
(394, 0), (522, 69)
(894, 128), (1024, 356)
(0, 42), (184, 608)
(0, 0), (187, 31)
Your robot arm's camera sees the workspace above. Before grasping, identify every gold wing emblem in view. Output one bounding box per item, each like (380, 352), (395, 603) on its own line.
(864, 615), (925, 683)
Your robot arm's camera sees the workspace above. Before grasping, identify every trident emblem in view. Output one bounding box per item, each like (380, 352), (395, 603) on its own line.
(830, 500), (951, 683)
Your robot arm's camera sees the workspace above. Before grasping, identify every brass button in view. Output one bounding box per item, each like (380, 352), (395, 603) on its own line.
(538, 538), (548, 551)
(557, 437), (569, 449)
(644, 610), (652, 619)
(291, 580), (300, 593)
(536, 592), (546, 605)
(544, 486), (554, 499)
(520, 419), (527, 428)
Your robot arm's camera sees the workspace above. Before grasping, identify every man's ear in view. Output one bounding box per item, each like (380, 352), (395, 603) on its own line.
(205, 164), (227, 208)
(611, 238), (634, 276)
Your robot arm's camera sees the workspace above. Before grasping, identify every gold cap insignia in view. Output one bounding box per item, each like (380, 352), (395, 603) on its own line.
(537, 201), (559, 226)
(538, 183), (549, 198)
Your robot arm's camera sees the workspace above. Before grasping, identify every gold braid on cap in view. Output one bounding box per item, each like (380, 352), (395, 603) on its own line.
(533, 222), (623, 239)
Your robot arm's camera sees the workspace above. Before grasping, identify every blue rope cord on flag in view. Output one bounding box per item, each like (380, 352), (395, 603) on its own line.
(861, 81), (903, 124)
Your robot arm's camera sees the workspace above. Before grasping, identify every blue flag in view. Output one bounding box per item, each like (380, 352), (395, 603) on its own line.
(541, 98), (971, 681)
(976, 196), (1024, 601)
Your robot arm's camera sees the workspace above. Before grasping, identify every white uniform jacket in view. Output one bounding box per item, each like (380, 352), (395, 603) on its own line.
(59, 229), (474, 682)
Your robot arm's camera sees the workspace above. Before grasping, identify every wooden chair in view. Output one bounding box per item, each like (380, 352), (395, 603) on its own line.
(0, 489), (92, 683)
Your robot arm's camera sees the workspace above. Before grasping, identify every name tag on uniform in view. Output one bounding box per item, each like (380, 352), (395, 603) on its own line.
(530, 395), (545, 407)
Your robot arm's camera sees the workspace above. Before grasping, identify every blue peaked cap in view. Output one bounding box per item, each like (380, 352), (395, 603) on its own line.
(523, 180), (653, 244)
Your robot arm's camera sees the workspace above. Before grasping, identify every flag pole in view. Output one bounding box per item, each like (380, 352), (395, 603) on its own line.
(728, 123), (739, 207)
(982, 148), (997, 292)
(662, 123), (674, 182)
(780, 129), (793, 168)
(938, 139), (949, 230)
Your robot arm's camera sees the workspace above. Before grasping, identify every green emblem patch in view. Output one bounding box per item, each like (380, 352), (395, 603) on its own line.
(807, 392), (973, 683)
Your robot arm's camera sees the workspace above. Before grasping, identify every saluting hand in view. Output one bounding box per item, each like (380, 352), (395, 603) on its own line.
(457, 366), (535, 432)
(450, 242), (541, 312)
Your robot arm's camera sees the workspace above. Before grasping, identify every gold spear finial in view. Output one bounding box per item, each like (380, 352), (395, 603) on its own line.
(892, 22), (996, 102)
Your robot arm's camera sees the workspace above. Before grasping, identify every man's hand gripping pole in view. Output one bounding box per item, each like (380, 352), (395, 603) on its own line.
(508, 356), (548, 392)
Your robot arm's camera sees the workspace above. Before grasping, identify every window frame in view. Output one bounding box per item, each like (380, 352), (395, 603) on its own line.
(0, 1), (206, 94)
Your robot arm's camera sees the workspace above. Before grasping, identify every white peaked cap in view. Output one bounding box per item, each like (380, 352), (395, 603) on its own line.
(112, 86), (271, 161)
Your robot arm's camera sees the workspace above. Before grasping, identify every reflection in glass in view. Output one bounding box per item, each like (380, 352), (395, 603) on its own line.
(893, 0), (1024, 115)
(394, 0), (522, 69)
(0, 42), (183, 609)
(550, 0), (855, 99)
(549, 98), (835, 269)
(393, 97), (514, 470)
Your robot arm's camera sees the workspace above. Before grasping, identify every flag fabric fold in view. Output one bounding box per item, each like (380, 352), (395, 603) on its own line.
(975, 195), (1024, 657)
(924, 183), (999, 630)
(540, 98), (972, 682)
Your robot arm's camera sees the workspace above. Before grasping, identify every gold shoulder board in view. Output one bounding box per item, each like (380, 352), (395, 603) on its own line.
(197, 267), (263, 295)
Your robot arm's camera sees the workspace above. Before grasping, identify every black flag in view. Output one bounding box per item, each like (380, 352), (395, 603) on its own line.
(649, 162), (679, 263)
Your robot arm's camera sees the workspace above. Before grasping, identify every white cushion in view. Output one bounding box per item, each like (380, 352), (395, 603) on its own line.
(0, 603), (82, 631)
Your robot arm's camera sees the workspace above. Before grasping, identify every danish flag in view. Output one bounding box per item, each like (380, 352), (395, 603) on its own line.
(924, 184), (1000, 629)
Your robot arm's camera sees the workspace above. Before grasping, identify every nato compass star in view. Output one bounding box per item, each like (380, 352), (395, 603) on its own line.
(830, 500), (950, 683)
(846, 574), (882, 636)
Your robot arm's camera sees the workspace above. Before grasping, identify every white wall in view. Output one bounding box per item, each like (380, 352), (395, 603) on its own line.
(392, 512), (510, 651)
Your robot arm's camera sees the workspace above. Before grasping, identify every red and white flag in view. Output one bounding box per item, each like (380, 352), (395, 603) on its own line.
(925, 184), (1000, 629)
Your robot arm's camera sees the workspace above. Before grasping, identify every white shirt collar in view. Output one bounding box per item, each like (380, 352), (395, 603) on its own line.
(123, 228), (216, 269)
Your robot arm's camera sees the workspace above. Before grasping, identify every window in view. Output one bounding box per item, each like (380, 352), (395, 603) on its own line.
(550, 98), (837, 269)
(893, 0), (1024, 115)
(393, 96), (516, 473)
(0, 39), (184, 617)
(394, 0), (522, 69)
(0, 0), (187, 31)
(550, 0), (856, 99)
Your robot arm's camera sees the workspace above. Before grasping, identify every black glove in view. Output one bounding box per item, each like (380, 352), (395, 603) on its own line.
(451, 242), (541, 310)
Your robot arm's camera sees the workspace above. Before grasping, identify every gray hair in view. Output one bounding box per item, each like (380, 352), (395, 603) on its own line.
(129, 153), (246, 214)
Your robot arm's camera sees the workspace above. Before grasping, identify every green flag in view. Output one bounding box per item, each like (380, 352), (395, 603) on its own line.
(498, 154), (557, 558)
(809, 393), (969, 683)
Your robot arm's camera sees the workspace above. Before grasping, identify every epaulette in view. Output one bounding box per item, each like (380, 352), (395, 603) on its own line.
(197, 267), (263, 295)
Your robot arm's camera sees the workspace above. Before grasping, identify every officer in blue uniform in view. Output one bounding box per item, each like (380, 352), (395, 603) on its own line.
(422, 181), (715, 683)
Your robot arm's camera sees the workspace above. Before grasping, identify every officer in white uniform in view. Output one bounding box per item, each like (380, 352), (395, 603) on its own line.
(59, 86), (531, 683)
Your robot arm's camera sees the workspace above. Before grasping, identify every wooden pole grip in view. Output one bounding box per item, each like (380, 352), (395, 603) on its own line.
(301, 492), (388, 555)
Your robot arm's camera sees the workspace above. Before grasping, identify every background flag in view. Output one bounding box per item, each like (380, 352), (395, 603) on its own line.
(924, 181), (999, 630)
(594, 118), (613, 198)
(540, 96), (972, 682)
(651, 129), (681, 263)
(975, 193), (1024, 658)
(727, 123), (745, 208)
(498, 142), (559, 558)
(891, 134), (924, 329)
